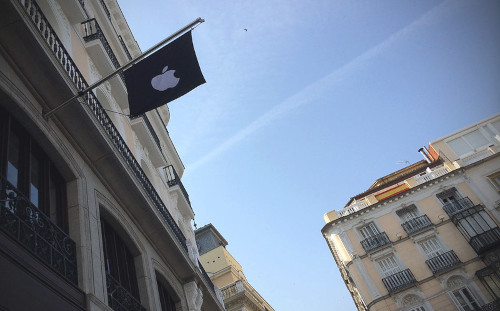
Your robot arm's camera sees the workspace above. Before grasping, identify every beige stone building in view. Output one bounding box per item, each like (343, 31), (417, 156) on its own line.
(0, 0), (224, 310)
(322, 114), (500, 311)
(195, 224), (275, 311)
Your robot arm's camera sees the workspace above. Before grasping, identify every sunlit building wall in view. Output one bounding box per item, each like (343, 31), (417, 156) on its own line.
(196, 224), (275, 311)
(0, 0), (224, 310)
(322, 114), (500, 311)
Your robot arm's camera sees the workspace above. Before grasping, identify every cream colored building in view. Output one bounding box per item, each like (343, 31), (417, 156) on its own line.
(322, 114), (500, 311)
(195, 224), (275, 311)
(0, 0), (224, 310)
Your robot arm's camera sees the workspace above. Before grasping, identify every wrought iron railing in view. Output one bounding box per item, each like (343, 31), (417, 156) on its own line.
(20, 0), (187, 251)
(442, 197), (475, 216)
(382, 269), (416, 293)
(99, 0), (111, 20)
(81, 18), (124, 82)
(142, 114), (161, 151)
(481, 299), (500, 311)
(425, 250), (461, 274)
(470, 228), (500, 254)
(106, 273), (146, 311)
(401, 215), (432, 235)
(198, 260), (215, 292)
(360, 232), (390, 253)
(165, 165), (191, 206)
(118, 35), (132, 61)
(0, 175), (78, 285)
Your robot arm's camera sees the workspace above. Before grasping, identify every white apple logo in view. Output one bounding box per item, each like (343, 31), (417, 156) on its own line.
(151, 66), (180, 91)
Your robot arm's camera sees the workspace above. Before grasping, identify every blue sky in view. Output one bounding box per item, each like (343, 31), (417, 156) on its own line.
(118, 1), (500, 310)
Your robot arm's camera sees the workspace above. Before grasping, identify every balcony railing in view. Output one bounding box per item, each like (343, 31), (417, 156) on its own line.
(360, 232), (390, 253)
(401, 215), (432, 235)
(414, 166), (450, 185)
(118, 35), (132, 61)
(165, 165), (191, 206)
(106, 273), (146, 311)
(382, 269), (416, 293)
(470, 228), (500, 254)
(198, 260), (215, 292)
(142, 114), (161, 151)
(81, 18), (124, 81)
(425, 250), (461, 274)
(338, 200), (369, 217)
(462, 146), (495, 166)
(0, 176), (78, 285)
(481, 299), (500, 311)
(221, 280), (244, 299)
(442, 197), (475, 216)
(20, 0), (187, 251)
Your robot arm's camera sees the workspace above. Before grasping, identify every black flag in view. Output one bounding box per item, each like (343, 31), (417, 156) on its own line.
(124, 31), (205, 117)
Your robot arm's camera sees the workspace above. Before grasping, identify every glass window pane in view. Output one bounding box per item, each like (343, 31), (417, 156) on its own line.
(30, 153), (40, 207)
(448, 138), (472, 157)
(463, 130), (489, 150)
(7, 130), (21, 187)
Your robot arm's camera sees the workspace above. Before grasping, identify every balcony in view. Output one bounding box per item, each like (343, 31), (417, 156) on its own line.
(414, 166), (450, 185)
(481, 299), (500, 311)
(470, 228), (500, 255)
(382, 269), (417, 293)
(401, 215), (432, 235)
(425, 250), (461, 274)
(20, 0), (188, 252)
(106, 273), (146, 311)
(165, 165), (191, 206)
(461, 146), (496, 166)
(81, 18), (122, 78)
(0, 176), (77, 285)
(360, 232), (390, 253)
(442, 197), (475, 216)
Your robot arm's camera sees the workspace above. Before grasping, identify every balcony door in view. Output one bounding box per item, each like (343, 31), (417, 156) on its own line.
(418, 237), (444, 259)
(377, 255), (401, 277)
(359, 222), (379, 239)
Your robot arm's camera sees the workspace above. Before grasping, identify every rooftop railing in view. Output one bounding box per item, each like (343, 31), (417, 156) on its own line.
(414, 166), (450, 185)
(21, 0), (187, 252)
(425, 250), (461, 274)
(338, 200), (369, 217)
(0, 175), (78, 285)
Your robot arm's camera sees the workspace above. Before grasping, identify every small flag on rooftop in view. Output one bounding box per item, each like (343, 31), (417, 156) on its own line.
(124, 31), (205, 118)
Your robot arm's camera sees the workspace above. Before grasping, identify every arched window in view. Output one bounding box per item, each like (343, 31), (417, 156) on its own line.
(0, 107), (67, 231)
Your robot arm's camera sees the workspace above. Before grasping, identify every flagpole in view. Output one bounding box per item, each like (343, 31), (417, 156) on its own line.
(43, 17), (205, 120)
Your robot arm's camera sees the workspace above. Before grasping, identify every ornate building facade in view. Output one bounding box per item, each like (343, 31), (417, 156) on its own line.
(322, 114), (500, 311)
(0, 0), (224, 310)
(195, 224), (274, 311)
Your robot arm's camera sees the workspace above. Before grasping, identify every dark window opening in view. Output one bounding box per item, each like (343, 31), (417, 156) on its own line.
(0, 107), (68, 232)
(101, 218), (140, 300)
(157, 279), (177, 311)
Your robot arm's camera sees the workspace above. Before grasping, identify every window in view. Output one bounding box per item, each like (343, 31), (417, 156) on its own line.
(418, 237), (444, 259)
(0, 108), (67, 231)
(359, 222), (379, 239)
(454, 207), (497, 240)
(477, 263), (500, 299)
(377, 254), (401, 277)
(157, 279), (177, 311)
(450, 287), (480, 311)
(101, 219), (140, 300)
(397, 205), (419, 222)
(447, 129), (490, 157)
(488, 171), (500, 192)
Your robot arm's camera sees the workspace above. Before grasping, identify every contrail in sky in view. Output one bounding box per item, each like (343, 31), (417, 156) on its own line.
(187, 0), (456, 174)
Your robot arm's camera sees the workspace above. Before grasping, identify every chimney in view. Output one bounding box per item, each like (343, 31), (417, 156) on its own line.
(418, 147), (432, 163)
